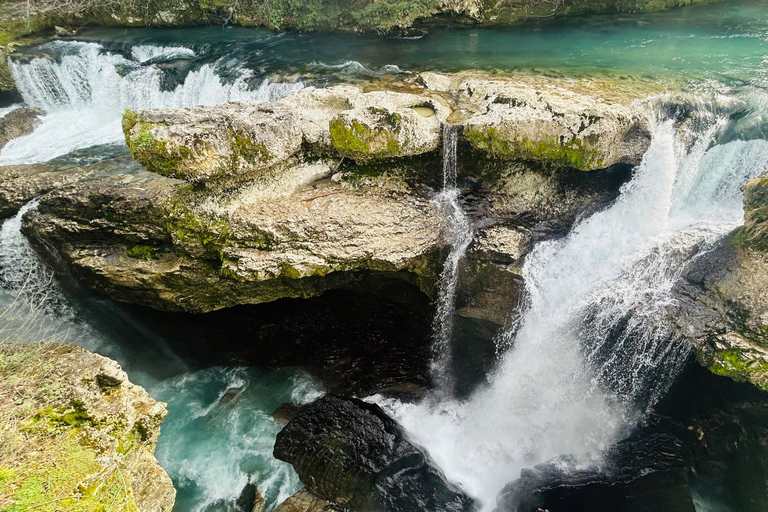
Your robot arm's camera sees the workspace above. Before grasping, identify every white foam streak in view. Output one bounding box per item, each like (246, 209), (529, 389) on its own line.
(430, 124), (473, 392)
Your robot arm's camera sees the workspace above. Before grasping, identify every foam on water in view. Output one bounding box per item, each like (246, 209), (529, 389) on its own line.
(0, 41), (303, 165)
(376, 112), (768, 509)
(149, 367), (321, 512)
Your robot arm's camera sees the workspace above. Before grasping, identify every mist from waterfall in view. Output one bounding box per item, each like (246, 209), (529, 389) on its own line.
(430, 124), (474, 393)
(376, 107), (768, 509)
(0, 41), (303, 165)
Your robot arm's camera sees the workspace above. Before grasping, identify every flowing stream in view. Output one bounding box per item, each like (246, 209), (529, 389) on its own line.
(430, 124), (473, 393)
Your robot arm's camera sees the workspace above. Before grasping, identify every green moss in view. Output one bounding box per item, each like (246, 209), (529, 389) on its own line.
(127, 245), (157, 260)
(709, 348), (768, 388)
(232, 132), (271, 165)
(123, 116), (188, 176)
(330, 114), (406, 161)
(464, 127), (604, 170)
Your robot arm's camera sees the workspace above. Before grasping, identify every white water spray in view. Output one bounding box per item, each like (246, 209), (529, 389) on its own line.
(377, 112), (768, 509)
(430, 124), (474, 392)
(0, 41), (303, 165)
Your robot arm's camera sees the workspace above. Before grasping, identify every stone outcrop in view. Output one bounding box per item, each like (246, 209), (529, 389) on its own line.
(275, 489), (337, 512)
(675, 173), (768, 391)
(0, 342), (175, 511)
(0, 106), (44, 150)
(274, 394), (476, 512)
(461, 80), (651, 170)
(14, 74), (643, 336)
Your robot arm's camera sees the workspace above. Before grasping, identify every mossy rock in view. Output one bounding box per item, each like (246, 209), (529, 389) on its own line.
(464, 126), (605, 170)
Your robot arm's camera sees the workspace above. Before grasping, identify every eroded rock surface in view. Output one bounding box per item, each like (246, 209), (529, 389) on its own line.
(0, 342), (175, 511)
(0, 106), (44, 150)
(675, 173), (768, 391)
(274, 394), (476, 512)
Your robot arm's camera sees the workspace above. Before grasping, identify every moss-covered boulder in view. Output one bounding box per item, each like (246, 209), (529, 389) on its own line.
(461, 79), (652, 170)
(329, 94), (449, 162)
(123, 102), (304, 182)
(0, 342), (175, 511)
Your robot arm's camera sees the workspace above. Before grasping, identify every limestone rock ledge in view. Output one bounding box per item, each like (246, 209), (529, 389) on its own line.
(0, 342), (175, 511)
(16, 73), (647, 316)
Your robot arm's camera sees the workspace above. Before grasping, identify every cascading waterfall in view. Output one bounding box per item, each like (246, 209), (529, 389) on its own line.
(377, 106), (768, 509)
(0, 40), (303, 165)
(430, 123), (474, 392)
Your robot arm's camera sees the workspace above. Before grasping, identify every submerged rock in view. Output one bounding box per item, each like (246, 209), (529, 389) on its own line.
(0, 106), (45, 150)
(0, 342), (175, 511)
(274, 394), (476, 512)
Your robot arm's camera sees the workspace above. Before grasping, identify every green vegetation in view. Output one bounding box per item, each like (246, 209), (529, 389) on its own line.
(0, 344), (142, 512)
(464, 127), (604, 170)
(123, 112), (190, 177)
(708, 347), (768, 392)
(329, 111), (405, 161)
(127, 244), (157, 260)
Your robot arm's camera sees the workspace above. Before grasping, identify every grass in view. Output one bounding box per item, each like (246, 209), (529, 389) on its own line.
(0, 287), (142, 511)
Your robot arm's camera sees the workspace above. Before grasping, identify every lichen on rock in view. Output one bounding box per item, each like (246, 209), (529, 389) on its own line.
(0, 343), (175, 511)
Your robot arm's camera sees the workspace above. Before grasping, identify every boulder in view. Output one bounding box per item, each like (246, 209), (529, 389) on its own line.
(0, 342), (175, 511)
(496, 424), (694, 512)
(461, 79), (652, 170)
(274, 489), (337, 512)
(123, 102), (304, 182)
(0, 106), (45, 149)
(330, 92), (450, 162)
(273, 394), (477, 512)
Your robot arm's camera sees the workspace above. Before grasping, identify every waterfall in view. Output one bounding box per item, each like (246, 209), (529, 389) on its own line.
(0, 41), (303, 165)
(430, 124), (474, 393)
(377, 109), (768, 509)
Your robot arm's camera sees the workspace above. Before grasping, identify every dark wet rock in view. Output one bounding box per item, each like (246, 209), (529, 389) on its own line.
(0, 106), (45, 149)
(273, 403), (305, 424)
(274, 395), (476, 512)
(673, 172), (768, 391)
(496, 424), (694, 512)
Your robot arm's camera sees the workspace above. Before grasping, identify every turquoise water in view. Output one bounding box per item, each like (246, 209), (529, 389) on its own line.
(71, 0), (768, 85)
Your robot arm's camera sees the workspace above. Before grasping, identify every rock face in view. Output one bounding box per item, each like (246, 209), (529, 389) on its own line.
(0, 342), (175, 511)
(274, 394), (476, 512)
(1, 0), (725, 40)
(496, 423), (695, 512)
(461, 80), (651, 170)
(675, 173), (768, 391)
(0, 106), (44, 150)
